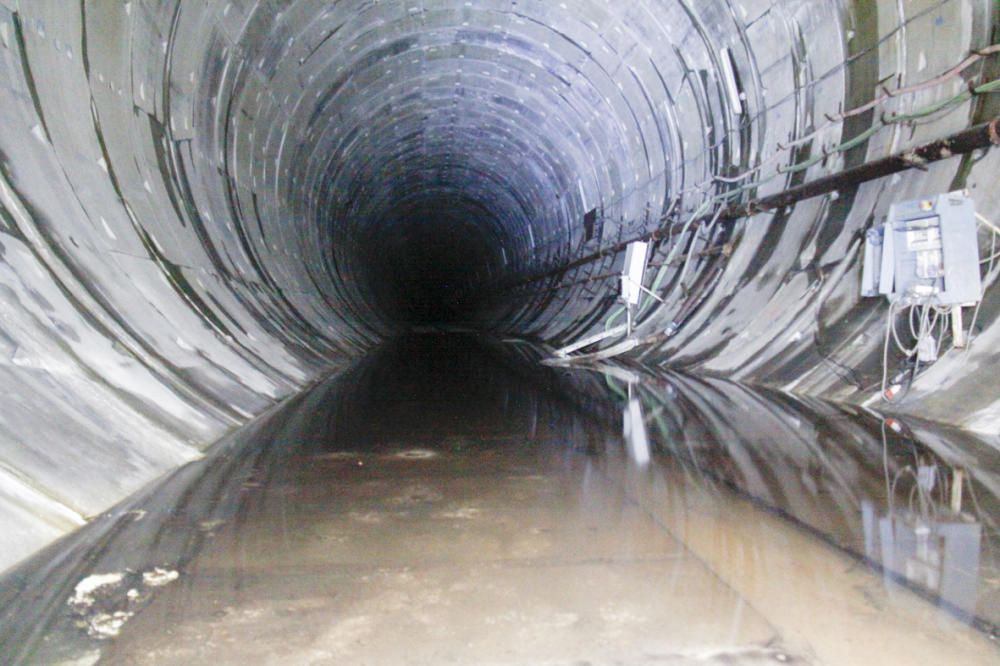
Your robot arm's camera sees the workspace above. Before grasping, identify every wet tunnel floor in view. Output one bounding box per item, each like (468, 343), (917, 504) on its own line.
(2, 335), (1000, 665)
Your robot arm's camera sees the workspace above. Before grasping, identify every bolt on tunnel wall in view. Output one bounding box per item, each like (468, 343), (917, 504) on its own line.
(0, 0), (999, 576)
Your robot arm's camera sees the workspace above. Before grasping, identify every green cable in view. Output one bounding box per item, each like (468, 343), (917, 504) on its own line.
(778, 78), (998, 172)
(887, 90), (971, 122)
(605, 374), (629, 400)
(605, 304), (626, 331)
(778, 124), (883, 174)
(974, 78), (1000, 93)
(651, 406), (671, 441)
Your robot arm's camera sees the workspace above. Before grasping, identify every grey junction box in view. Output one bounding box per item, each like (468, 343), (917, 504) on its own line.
(862, 191), (981, 306)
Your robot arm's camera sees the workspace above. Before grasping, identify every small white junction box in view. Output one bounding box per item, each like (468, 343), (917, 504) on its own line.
(621, 241), (650, 306)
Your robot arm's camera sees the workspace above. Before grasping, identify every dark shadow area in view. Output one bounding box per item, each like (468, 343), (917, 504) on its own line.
(319, 132), (544, 333)
(359, 200), (509, 326)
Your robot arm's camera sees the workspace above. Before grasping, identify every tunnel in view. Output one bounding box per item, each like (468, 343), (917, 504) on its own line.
(1, 0), (1000, 663)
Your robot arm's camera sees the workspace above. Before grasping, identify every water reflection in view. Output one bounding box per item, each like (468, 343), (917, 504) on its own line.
(622, 381), (652, 468)
(607, 367), (1000, 629)
(0, 334), (997, 664)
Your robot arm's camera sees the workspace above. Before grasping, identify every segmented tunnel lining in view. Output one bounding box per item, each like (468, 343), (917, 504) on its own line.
(0, 0), (998, 576)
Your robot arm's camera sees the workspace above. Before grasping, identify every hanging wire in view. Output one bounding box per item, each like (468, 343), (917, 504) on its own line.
(967, 213), (1000, 350)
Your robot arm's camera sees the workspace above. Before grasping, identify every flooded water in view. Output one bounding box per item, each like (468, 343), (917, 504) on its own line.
(1, 334), (999, 664)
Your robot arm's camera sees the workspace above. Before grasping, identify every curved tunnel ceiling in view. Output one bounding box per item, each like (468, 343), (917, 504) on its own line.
(0, 0), (998, 571)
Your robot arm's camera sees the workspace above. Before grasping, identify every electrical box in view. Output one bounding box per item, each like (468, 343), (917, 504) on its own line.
(862, 192), (981, 306)
(861, 227), (885, 298)
(621, 241), (650, 306)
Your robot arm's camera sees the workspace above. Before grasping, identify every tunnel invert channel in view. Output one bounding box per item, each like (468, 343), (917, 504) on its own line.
(0, 1), (999, 573)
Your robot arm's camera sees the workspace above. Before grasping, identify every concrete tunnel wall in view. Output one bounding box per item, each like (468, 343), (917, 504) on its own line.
(0, 0), (997, 573)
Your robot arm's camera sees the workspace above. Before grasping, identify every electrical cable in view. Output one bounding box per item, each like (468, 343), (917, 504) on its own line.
(713, 45), (1000, 184)
(882, 419), (892, 505)
(601, 75), (999, 341)
(530, 59), (1000, 312)
(882, 302), (932, 404)
(891, 304), (918, 357)
(978, 249), (1000, 265)
(558, 52), (1000, 361)
(968, 213), (1000, 349)
(815, 331), (867, 390)
(975, 211), (1000, 236)
(882, 302), (898, 400)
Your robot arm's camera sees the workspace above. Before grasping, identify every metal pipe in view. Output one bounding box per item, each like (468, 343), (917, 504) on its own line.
(724, 117), (1000, 218)
(512, 117), (1000, 289)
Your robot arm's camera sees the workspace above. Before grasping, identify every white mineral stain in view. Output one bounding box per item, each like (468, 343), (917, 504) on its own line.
(87, 610), (133, 638)
(394, 449), (437, 459)
(68, 573), (124, 608)
(52, 649), (101, 666)
(142, 567), (179, 587)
